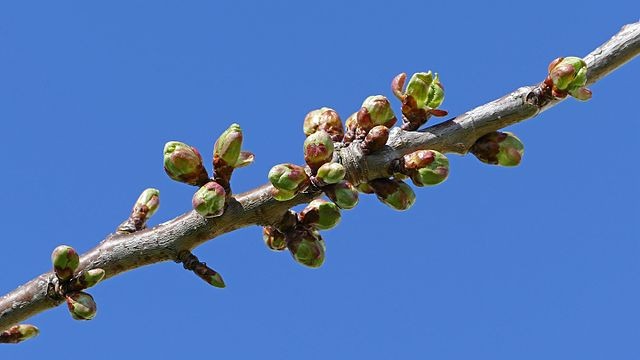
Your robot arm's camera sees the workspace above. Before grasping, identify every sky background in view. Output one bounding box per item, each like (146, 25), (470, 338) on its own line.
(1, 1), (639, 359)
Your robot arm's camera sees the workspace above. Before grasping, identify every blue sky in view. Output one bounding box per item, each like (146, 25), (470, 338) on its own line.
(1, 1), (638, 359)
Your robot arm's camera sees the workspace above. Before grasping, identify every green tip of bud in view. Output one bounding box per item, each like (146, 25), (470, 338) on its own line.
(299, 199), (341, 230)
(66, 292), (97, 320)
(52, 245), (80, 282)
(324, 181), (359, 209)
(163, 141), (209, 186)
(214, 123), (244, 168)
(303, 107), (344, 142)
(369, 179), (416, 211)
(303, 131), (335, 171)
(268, 164), (310, 193)
(0, 324), (40, 344)
(263, 226), (287, 251)
(471, 131), (524, 167)
(360, 95), (396, 130)
(192, 181), (227, 218)
(315, 162), (346, 185)
(403, 150), (450, 186)
(287, 229), (326, 268)
(194, 265), (225, 288)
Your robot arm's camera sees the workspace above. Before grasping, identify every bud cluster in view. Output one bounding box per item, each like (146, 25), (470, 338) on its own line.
(50, 245), (104, 321)
(546, 57), (592, 101)
(392, 71), (448, 131)
(163, 123), (255, 219)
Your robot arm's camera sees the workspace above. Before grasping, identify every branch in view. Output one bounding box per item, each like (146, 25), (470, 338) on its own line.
(1, 21), (638, 335)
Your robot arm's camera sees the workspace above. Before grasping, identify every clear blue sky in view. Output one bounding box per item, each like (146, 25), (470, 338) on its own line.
(1, 1), (638, 359)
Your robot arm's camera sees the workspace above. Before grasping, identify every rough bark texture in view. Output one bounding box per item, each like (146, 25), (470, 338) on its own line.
(1, 22), (638, 333)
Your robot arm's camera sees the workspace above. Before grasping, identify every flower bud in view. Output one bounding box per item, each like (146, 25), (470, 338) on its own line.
(0, 324), (39, 344)
(548, 56), (591, 101)
(214, 123), (243, 169)
(363, 125), (390, 154)
(402, 150), (449, 186)
(263, 226), (287, 251)
(268, 164), (310, 194)
(369, 179), (416, 211)
(299, 199), (341, 230)
(66, 292), (97, 320)
(470, 131), (524, 166)
(51, 245), (80, 282)
(163, 141), (210, 186)
(192, 263), (225, 288)
(192, 181), (226, 218)
(303, 107), (344, 141)
(358, 95), (396, 131)
(71, 268), (106, 290)
(315, 162), (346, 185)
(286, 228), (326, 268)
(324, 180), (359, 209)
(303, 130), (335, 171)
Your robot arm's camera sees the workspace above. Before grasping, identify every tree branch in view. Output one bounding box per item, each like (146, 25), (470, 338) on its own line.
(1, 21), (638, 333)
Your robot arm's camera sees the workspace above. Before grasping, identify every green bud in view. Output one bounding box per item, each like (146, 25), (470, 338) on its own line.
(163, 141), (210, 186)
(0, 324), (39, 344)
(272, 188), (297, 201)
(303, 130), (335, 171)
(358, 95), (396, 131)
(406, 72), (434, 108)
(324, 180), (359, 209)
(315, 162), (346, 185)
(214, 123), (243, 169)
(192, 263), (225, 288)
(65, 292), (97, 320)
(263, 226), (287, 251)
(268, 164), (310, 193)
(192, 181), (226, 218)
(369, 179), (416, 211)
(71, 268), (106, 290)
(299, 199), (341, 230)
(135, 188), (160, 219)
(548, 56), (591, 101)
(363, 125), (390, 155)
(403, 150), (449, 186)
(303, 107), (344, 142)
(470, 131), (525, 167)
(286, 228), (326, 268)
(51, 245), (80, 282)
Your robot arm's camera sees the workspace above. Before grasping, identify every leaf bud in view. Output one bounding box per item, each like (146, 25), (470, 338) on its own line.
(163, 141), (210, 186)
(65, 292), (97, 320)
(71, 268), (106, 290)
(192, 181), (226, 218)
(51, 245), (80, 282)
(0, 324), (39, 344)
(214, 123), (243, 169)
(548, 56), (591, 101)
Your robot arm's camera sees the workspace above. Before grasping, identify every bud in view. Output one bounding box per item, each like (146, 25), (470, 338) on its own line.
(0, 324), (39, 344)
(135, 188), (160, 219)
(263, 226), (287, 251)
(192, 263), (225, 288)
(163, 141), (209, 186)
(299, 199), (341, 230)
(66, 292), (97, 320)
(324, 180), (359, 209)
(303, 107), (344, 141)
(363, 125), (390, 154)
(548, 56), (591, 101)
(470, 131), (524, 167)
(356, 182), (374, 194)
(71, 268), (106, 290)
(343, 112), (358, 144)
(358, 95), (396, 131)
(369, 179), (416, 211)
(214, 123), (243, 169)
(272, 188), (297, 201)
(402, 150), (449, 186)
(268, 164), (310, 193)
(51, 245), (80, 282)
(315, 162), (346, 185)
(391, 72), (407, 100)
(286, 228), (326, 268)
(192, 181), (226, 218)
(303, 130), (335, 171)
